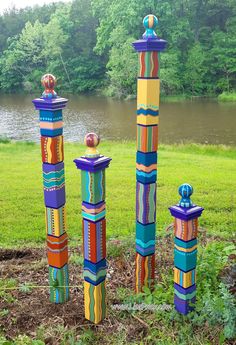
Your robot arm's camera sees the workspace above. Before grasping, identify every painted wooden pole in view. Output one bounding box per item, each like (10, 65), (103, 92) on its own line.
(169, 184), (204, 314)
(32, 74), (69, 303)
(132, 15), (167, 293)
(74, 133), (111, 324)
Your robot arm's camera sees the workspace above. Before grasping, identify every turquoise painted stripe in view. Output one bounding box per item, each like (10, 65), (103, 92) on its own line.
(136, 170), (157, 177)
(136, 239), (155, 248)
(174, 289), (196, 301)
(175, 237), (197, 249)
(82, 210), (106, 221)
(43, 170), (64, 179)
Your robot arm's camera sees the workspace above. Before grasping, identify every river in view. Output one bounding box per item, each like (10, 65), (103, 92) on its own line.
(0, 94), (235, 145)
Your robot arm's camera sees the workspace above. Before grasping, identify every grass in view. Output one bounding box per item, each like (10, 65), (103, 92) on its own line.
(0, 141), (235, 247)
(0, 141), (236, 344)
(218, 92), (236, 102)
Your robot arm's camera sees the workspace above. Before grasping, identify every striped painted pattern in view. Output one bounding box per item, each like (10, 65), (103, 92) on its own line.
(82, 201), (106, 222)
(84, 280), (106, 324)
(137, 125), (158, 152)
(135, 253), (155, 293)
(41, 135), (64, 164)
(39, 109), (62, 122)
(45, 206), (66, 236)
(47, 233), (68, 268)
(49, 264), (69, 303)
(83, 219), (106, 263)
(174, 268), (196, 288)
(136, 182), (156, 224)
(174, 218), (198, 241)
(138, 51), (159, 78)
(81, 170), (105, 204)
(43, 167), (65, 191)
(83, 259), (107, 285)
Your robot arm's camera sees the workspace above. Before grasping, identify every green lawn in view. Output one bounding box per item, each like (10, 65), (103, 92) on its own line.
(0, 142), (235, 247)
(0, 142), (236, 345)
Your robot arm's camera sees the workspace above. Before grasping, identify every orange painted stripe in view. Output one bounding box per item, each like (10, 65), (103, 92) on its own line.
(136, 163), (157, 172)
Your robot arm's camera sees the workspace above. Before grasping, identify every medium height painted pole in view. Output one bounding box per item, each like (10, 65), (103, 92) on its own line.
(169, 184), (204, 314)
(32, 74), (69, 303)
(74, 133), (111, 324)
(132, 15), (167, 293)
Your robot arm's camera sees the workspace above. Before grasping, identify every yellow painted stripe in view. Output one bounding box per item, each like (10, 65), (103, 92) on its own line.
(84, 281), (90, 319)
(144, 257), (148, 286)
(47, 137), (52, 162)
(137, 115), (159, 125)
(175, 244), (197, 253)
(59, 136), (63, 162)
(135, 255), (139, 291)
(53, 209), (60, 235)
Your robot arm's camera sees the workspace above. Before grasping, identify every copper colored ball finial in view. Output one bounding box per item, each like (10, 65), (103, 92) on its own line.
(84, 133), (100, 158)
(41, 74), (57, 99)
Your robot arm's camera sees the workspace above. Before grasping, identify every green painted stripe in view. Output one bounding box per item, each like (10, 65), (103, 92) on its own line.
(83, 269), (106, 282)
(101, 281), (106, 319)
(174, 289), (196, 301)
(89, 284), (95, 322)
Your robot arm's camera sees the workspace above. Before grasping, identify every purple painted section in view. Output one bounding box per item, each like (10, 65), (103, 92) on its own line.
(83, 220), (89, 260)
(169, 204), (204, 221)
(174, 283), (196, 295)
(44, 187), (65, 208)
(74, 155), (111, 172)
(174, 295), (196, 315)
(43, 162), (65, 208)
(32, 97), (68, 111)
(132, 38), (167, 52)
(43, 161), (64, 173)
(82, 200), (105, 209)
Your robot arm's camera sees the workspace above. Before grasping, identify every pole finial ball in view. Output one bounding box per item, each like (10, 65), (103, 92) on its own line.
(41, 74), (57, 99)
(143, 14), (158, 39)
(84, 133), (100, 158)
(178, 183), (193, 208)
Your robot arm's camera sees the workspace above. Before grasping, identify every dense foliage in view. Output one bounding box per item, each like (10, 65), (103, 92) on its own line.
(0, 0), (235, 96)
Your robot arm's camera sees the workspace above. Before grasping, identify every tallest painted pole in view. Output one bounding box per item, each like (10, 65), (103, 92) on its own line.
(133, 15), (167, 293)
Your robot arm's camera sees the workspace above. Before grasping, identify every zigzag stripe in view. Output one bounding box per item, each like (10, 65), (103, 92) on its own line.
(44, 181), (64, 188)
(136, 245), (155, 256)
(137, 108), (159, 116)
(47, 245), (68, 253)
(174, 289), (196, 301)
(136, 163), (157, 172)
(175, 244), (198, 253)
(83, 269), (106, 281)
(136, 239), (155, 248)
(43, 170), (64, 177)
(136, 170), (157, 177)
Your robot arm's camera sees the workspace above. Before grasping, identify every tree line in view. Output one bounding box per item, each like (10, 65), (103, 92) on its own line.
(0, 0), (235, 97)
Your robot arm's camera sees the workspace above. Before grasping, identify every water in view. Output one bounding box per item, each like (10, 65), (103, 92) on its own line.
(0, 94), (235, 145)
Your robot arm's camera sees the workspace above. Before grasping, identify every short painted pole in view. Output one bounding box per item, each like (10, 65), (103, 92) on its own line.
(74, 133), (111, 324)
(132, 15), (167, 293)
(32, 74), (69, 303)
(169, 184), (204, 314)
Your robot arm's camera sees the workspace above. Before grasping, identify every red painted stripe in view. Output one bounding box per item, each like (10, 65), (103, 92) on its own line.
(152, 52), (159, 77)
(140, 52), (146, 77)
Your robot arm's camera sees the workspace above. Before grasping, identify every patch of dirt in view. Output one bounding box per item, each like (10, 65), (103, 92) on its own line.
(0, 236), (231, 344)
(0, 249), (33, 261)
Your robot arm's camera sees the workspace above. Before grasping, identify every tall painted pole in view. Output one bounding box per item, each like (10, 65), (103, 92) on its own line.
(32, 74), (69, 303)
(169, 184), (204, 314)
(74, 133), (111, 324)
(133, 15), (167, 293)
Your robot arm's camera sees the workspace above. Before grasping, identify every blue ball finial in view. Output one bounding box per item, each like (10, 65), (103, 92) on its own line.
(142, 14), (158, 39)
(178, 183), (193, 208)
